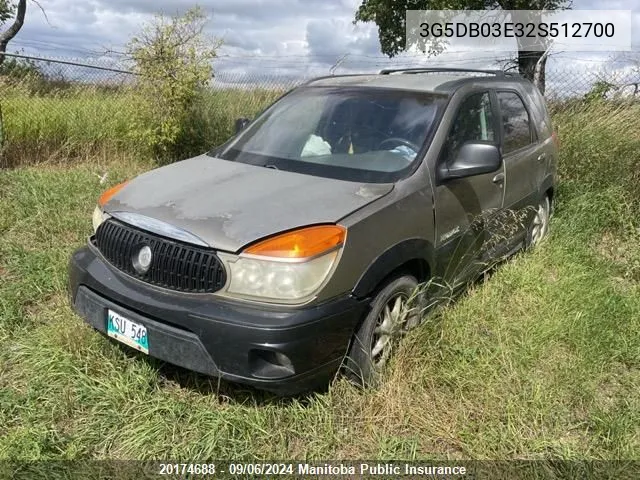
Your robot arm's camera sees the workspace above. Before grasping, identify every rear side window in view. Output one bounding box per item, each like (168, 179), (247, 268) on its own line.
(442, 92), (496, 164)
(529, 86), (553, 138)
(497, 91), (532, 154)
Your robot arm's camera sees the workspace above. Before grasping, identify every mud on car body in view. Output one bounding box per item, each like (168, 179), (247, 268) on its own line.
(69, 68), (558, 395)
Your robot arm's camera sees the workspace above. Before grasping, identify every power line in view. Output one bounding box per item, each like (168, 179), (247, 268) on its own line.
(0, 52), (135, 75)
(11, 39), (107, 56)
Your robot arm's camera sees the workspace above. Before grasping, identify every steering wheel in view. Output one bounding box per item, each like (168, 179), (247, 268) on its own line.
(378, 137), (420, 153)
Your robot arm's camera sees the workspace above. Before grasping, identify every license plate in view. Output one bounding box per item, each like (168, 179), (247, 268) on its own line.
(107, 309), (149, 354)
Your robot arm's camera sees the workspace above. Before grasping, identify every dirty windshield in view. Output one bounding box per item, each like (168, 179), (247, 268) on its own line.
(215, 87), (446, 183)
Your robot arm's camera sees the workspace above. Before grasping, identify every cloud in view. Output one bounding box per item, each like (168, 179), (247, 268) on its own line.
(306, 18), (380, 65)
(5, 0), (639, 85)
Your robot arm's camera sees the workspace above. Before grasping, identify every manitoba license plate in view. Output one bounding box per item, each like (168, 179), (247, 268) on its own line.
(107, 309), (149, 354)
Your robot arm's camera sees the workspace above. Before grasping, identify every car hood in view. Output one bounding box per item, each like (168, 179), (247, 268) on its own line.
(104, 155), (393, 252)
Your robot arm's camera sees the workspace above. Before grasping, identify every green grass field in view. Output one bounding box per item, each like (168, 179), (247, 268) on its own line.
(1, 82), (283, 167)
(0, 101), (639, 462)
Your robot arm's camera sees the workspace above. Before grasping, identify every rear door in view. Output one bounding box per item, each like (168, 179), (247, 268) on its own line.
(495, 89), (543, 245)
(434, 90), (505, 287)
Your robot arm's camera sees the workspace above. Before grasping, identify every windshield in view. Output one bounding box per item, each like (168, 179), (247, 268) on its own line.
(214, 87), (446, 183)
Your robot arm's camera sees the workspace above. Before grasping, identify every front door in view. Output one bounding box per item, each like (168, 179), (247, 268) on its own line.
(434, 91), (505, 289)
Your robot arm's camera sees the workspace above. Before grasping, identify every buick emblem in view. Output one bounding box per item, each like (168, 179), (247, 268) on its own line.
(133, 245), (153, 274)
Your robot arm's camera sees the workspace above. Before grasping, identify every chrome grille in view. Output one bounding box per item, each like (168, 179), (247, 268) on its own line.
(94, 219), (226, 293)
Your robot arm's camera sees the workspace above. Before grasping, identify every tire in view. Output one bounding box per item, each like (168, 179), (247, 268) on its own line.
(527, 194), (551, 249)
(344, 275), (421, 387)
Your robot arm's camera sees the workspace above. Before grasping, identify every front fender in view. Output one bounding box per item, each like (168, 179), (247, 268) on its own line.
(352, 238), (434, 298)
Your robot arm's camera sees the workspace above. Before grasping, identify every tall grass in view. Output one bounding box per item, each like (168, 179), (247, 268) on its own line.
(2, 85), (140, 166)
(0, 80), (284, 168)
(554, 101), (640, 203)
(0, 99), (639, 464)
(553, 100), (640, 282)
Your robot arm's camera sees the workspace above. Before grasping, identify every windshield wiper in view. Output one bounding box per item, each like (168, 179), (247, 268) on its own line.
(263, 164), (279, 170)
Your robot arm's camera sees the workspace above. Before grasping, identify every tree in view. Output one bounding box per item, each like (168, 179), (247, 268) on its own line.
(355, 0), (571, 92)
(0, 0), (15, 23)
(0, 0), (26, 67)
(127, 6), (221, 160)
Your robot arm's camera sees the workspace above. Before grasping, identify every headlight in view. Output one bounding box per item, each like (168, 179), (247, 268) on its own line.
(222, 251), (339, 302)
(92, 181), (127, 233)
(218, 225), (346, 304)
(92, 205), (108, 232)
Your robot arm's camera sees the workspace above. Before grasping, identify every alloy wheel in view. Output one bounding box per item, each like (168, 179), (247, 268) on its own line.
(531, 196), (550, 247)
(370, 293), (413, 369)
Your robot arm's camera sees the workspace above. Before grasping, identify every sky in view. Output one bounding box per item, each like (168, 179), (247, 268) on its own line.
(4, 0), (640, 90)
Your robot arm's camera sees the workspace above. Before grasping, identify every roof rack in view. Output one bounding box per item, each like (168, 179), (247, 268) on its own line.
(379, 67), (518, 77)
(303, 73), (372, 85)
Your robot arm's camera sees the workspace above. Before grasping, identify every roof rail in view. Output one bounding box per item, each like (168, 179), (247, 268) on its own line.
(379, 67), (517, 77)
(303, 73), (371, 86)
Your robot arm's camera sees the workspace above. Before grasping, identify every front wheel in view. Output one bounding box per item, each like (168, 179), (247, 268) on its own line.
(344, 275), (420, 387)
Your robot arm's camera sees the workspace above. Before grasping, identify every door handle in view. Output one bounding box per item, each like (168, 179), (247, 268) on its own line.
(492, 173), (505, 184)
(537, 153), (547, 162)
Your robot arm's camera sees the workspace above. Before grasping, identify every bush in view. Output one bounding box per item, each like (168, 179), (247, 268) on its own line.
(0, 56), (44, 82)
(126, 7), (220, 162)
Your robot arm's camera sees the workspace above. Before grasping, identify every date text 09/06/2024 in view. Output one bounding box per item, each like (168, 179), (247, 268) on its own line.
(158, 463), (468, 476)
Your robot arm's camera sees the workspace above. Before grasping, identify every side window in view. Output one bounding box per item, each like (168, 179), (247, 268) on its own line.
(442, 92), (495, 164)
(529, 86), (552, 138)
(497, 91), (532, 154)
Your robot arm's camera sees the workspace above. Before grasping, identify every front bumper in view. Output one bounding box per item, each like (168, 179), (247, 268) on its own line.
(68, 245), (369, 395)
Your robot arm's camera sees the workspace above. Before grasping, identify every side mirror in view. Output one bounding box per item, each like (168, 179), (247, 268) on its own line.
(439, 142), (501, 181)
(235, 117), (251, 134)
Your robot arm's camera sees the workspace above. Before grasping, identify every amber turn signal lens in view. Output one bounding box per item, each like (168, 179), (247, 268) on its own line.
(244, 225), (346, 258)
(98, 181), (128, 207)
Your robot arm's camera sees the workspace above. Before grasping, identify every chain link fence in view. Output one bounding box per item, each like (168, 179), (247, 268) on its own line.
(1, 51), (638, 167)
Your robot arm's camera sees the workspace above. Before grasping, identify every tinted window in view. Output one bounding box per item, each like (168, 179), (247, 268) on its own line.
(528, 86), (552, 138)
(442, 92), (495, 164)
(216, 87), (446, 183)
(498, 92), (532, 153)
